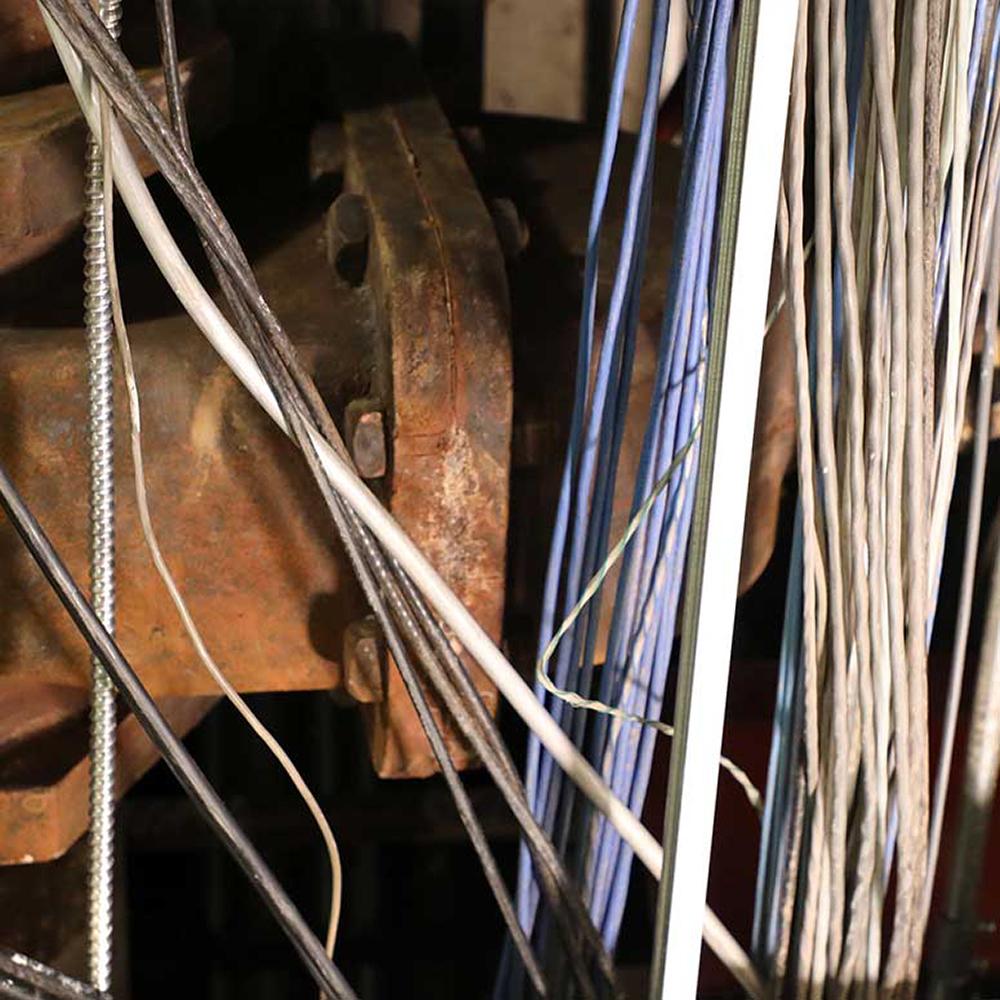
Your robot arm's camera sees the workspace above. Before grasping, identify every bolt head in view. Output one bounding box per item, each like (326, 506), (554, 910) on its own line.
(345, 399), (387, 479)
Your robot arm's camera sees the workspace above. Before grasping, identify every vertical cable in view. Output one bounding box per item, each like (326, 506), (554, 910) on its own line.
(83, 0), (122, 989)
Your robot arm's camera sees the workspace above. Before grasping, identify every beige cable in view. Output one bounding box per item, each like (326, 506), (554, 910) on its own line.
(96, 97), (343, 965)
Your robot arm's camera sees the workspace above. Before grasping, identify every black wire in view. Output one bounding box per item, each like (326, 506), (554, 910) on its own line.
(147, 4), (549, 992)
(145, 0), (611, 977)
(0, 465), (358, 1000)
(40, 1), (616, 989)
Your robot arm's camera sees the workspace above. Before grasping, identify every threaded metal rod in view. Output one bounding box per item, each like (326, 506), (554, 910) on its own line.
(84, 0), (123, 989)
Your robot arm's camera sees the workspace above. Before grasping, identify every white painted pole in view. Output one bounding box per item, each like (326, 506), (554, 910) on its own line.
(650, 3), (799, 998)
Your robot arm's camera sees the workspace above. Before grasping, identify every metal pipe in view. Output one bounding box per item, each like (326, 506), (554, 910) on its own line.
(83, 0), (123, 988)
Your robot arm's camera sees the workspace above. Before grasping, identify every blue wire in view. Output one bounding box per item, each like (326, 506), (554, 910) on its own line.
(513, 0), (645, 944)
(583, 0), (733, 937)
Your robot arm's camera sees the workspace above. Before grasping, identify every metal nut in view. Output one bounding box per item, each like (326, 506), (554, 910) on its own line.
(345, 398), (387, 479)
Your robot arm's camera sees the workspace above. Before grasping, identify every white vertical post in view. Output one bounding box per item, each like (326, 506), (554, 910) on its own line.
(650, 3), (799, 998)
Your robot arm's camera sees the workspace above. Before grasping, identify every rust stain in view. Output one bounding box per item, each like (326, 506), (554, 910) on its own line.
(387, 107), (459, 423)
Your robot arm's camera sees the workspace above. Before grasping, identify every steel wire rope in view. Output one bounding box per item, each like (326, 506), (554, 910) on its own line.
(58, 0), (620, 988)
(145, 6), (592, 989)
(37, 4), (764, 992)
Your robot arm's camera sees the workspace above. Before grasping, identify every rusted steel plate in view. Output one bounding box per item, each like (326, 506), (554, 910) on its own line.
(341, 37), (512, 777)
(0, 32), (232, 274)
(0, 695), (217, 865)
(0, 213), (373, 698)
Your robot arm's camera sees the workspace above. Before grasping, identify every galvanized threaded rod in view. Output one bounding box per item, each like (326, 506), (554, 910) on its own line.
(83, 0), (123, 989)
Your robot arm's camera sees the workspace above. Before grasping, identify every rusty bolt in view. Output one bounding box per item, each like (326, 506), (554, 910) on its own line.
(345, 397), (387, 479)
(325, 192), (370, 286)
(342, 617), (385, 703)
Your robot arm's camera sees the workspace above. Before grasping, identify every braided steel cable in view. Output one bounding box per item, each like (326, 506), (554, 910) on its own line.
(145, 4), (590, 988)
(50, 0), (619, 990)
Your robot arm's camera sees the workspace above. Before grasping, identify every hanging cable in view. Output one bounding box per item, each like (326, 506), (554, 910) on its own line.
(97, 99), (346, 966)
(924, 184), (1000, 921)
(753, 0), (1000, 993)
(35, 3), (762, 992)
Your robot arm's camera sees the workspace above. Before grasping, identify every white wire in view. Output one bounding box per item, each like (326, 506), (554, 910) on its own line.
(928, 0), (971, 592)
(95, 95), (344, 962)
(40, 10), (761, 994)
(650, 0), (798, 995)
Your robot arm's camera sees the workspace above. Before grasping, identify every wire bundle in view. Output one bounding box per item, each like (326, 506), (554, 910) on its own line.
(506, 0), (740, 983)
(28, 0), (769, 992)
(30, 0), (637, 995)
(753, 0), (1000, 994)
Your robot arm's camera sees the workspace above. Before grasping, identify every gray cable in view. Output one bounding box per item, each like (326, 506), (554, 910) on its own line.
(82, 0), (122, 988)
(867, 2), (920, 988)
(829, 0), (878, 985)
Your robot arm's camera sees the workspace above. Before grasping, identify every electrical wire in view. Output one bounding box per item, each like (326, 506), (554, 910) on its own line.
(37, 3), (762, 992)
(923, 182), (1000, 923)
(57, 1), (613, 991)
(509, 0), (753, 983)
(931, 502), (1000, 1000)
(96, 96), (345, 964)
(532, 423), (763, 815)
(648, 0), (798, 991)
(143, 11), (566, 993)
(753, 0), (1000, 994)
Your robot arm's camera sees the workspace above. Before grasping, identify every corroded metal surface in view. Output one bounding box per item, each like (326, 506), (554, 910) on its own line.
(0, 43), (512, 818)
(0, 0), (56, 95)
(341, 36), (512, 777)
(0, 212), (373, 698)
(0, 197), (386, 859)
